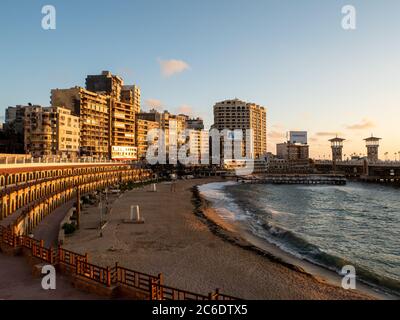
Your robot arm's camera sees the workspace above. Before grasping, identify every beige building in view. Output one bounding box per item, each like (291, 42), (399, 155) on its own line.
(51, 87), (109, 158)
(109, 99), (137, 160)
(121, 85), (141, 114)
(135, 119), (159, 160)
(137, 110), (187, 161)
(213, 99), (267, 159)
(276, 142), (309, 161)
(24, 106), (80, 158)
(85, 71), (124, 100)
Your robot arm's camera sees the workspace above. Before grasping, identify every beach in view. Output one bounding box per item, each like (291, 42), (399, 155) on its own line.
(63, 178), (375, 300)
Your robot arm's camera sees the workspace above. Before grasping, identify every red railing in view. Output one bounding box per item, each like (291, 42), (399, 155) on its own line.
(0, 226), (240, 300)
(0, 226), (17, 247)
(31, 242), (56, 264)
(151, 283), (210, 300)
(59, 247), (88, 268)
(18, 235), (41, 249)
(113, 264), (160, 292)
(76, 260), (111, 287)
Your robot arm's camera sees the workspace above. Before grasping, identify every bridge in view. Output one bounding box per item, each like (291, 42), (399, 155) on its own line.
(314, 160), (400, 183)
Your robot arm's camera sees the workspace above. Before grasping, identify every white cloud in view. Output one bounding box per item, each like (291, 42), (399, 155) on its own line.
(144, 98), (163, 111)
(158, 58), (190, 77)
(176, 104), (193, 116)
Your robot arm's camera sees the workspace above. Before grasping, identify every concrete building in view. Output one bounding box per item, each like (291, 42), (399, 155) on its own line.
(276, 142), (309, 161)
(51, 87), (109, 158)
(121, 85), (141, 114)
(109, 99), (137, 160)
(137, 110), (187, 162)
(213, 99), (267, 159)
(24, 106), (80, 158)
(85, 71), (124, 100)
(186, 117), (204, 130)
(186, 129), (209, 165)
(135, 119), (159, 160)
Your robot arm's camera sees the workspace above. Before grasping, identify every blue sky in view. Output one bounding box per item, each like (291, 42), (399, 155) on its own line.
(1, 0), (399, 158)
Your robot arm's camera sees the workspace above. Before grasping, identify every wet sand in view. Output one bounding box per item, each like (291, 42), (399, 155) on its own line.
(64, 178), (375, 300)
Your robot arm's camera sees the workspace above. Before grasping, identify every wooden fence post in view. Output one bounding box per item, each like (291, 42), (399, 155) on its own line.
(106, 267), (111, 287)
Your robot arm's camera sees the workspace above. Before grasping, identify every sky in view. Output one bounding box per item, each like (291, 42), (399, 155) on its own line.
(0, 0), (399, 159)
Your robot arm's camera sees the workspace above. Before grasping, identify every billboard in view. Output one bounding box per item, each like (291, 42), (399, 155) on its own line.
(289, 131), (307, 144)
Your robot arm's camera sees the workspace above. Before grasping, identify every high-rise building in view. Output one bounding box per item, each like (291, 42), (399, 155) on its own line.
(213, 99), (267, 159)
(24, 106), (80, 158)
(135, 119), (159, 160)
(137, 110), (187, 161)
(121, 85), (141, 114)
(85, 71), (124, 100)
(51, 87), (109, 158)
(109, 99), (137, 160)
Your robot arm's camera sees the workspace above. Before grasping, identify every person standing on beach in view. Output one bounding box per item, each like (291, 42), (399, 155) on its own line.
(170, 180), (177, 192)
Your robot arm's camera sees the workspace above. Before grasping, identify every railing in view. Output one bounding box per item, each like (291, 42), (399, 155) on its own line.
(18, 235), (41, 249)
(0, 226), (240, 300)
(0, 226), (17, 247)
(59, 247), (88, 268)
(113, 264), (160, 293)
(31, 242), (56, 264)
(76, 260), (111, 287)
(151, 283), (210, 300)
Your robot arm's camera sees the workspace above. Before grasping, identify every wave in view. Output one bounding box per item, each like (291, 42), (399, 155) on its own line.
(199, 181), (400, 297)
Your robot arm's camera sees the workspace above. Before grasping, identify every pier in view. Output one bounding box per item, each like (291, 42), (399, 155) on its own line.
(238, 174), (347, 185)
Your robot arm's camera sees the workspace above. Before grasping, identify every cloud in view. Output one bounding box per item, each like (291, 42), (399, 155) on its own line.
(144, 98), (163, 111)
(158, 59), (190, 77)
(176, 104), (193, 116)
(346, 119), (375, 130)
(268, 131), (286, 140)
(315, 132), (342, 137)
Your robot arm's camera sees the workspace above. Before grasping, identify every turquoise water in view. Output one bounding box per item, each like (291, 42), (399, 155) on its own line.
(199, 181), (400, 295)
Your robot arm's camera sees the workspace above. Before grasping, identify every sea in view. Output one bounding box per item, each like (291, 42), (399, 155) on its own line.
(198, 181), (400, 296)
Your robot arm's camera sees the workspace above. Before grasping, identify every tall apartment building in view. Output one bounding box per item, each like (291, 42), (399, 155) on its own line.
(135, 119), (159, 160)
(109, 99), (137, 160)
(213, 99), (267, 159)
(137, 110), (188, 162)
(85, 71), (124, 100)
(24, 106), (80, 158)
(51, 87), (109, 158)
(121, 85), (141, 114)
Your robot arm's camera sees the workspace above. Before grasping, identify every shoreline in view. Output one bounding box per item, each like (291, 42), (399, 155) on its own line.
(194, 181), (396, 300)
(63, 177), (381, 299)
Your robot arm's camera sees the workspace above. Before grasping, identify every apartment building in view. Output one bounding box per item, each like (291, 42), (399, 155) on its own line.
(135, 118), (159, 160)
(85, 71), (124, 100)
(137, 110), (187, 157)
(186, 117), (204, 130)
(109, 99), (137, 160)
(121, 85), (141, 114)
(51, 87), (109, 158)
(24, 106), (80, 158)
(213, 99), (267, 159)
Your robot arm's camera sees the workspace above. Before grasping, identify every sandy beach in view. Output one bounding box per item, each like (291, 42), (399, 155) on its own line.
(63, 178), (375, 300)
